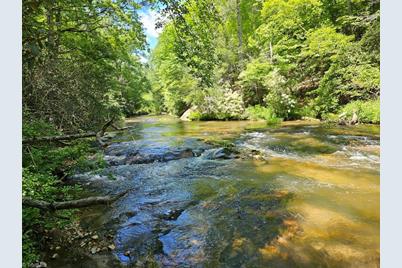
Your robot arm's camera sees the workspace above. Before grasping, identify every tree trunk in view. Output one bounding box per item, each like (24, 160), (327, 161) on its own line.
(269, 41), (273, 63)
(23, 132), (97, 144)
(235, 0), (243, 61)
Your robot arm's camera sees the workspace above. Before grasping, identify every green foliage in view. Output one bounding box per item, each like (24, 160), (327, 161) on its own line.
(338, 98), (380, 124)
(262, 69), (297, 119)
(23, 0), (150, 131)
(22, 169), (58, 200)
(245, 105), (282, 124)
(238, 58), (272, 105)
(149, 24), (199, 116)
(22, 120), (105, 267)
(150, 0), (379, 124)
(22, 168), (82, 267)
(22, 231), (39, 268)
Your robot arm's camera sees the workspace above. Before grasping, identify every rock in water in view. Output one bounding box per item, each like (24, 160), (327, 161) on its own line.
(180, 106), (198, 121)
(201, 148), (234, 160)
(161, 209), (184, 220)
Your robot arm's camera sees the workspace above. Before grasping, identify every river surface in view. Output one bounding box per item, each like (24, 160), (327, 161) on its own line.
(56, 116), (380, 267)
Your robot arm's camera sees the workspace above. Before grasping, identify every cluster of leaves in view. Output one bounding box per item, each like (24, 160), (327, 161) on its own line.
(149, 0), (380, 122)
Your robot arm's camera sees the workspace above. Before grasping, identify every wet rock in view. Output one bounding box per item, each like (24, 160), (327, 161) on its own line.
(109, 147), (197, 165)
(201, 148), (235, 160)
(124, 250), (131, 256)
(125, 211), (137, 218)
(108, 244), (116, 251)
(161, 209), (184, 221)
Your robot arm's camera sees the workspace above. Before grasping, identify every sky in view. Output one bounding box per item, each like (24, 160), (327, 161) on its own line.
(138, 7), (162, 56)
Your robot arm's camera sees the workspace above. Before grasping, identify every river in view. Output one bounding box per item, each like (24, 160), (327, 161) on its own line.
(51, 115), (380, 267)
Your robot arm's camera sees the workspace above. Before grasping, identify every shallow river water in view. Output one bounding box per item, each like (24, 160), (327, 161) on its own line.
(55, 116), (380, 267)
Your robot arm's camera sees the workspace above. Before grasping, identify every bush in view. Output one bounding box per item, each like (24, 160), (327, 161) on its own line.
(22, 168), (81, 268)
(193, 86), (246, 120)
(245, 105), (282, 124)
(261, 69), (297, 119)
(238, 58), (272, 105)
(297, 102), (318, 118)
(338, 99), (380, 124)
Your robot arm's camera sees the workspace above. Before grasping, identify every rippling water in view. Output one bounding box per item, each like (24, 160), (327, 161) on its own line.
(55, 116), (380, 267)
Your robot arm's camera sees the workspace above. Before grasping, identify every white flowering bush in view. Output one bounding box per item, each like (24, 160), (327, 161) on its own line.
(263, 69), (297, 119)
(192, 85), (245, 120)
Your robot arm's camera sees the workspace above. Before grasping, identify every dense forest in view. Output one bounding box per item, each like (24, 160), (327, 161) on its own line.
(148, 0), (379, 123)
(22, 0), (379, 267)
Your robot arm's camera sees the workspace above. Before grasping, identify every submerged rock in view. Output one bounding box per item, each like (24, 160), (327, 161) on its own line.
(201, 148), (235, 160)
(160, 209), (184, 221)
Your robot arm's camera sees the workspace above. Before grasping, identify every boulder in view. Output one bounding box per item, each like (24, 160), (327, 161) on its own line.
(180, 106), (198, 121)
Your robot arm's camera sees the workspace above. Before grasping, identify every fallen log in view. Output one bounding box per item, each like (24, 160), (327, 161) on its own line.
(23, 132), (97, 144)
(111, 124), (128, 131)
(23, 118), (127, 145)
(22, 190), (128, 211)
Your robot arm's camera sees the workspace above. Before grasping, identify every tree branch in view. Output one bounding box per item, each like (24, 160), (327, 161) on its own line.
(23, 118), (122, 146)
(23, 132), (97, 144)
(22, 191), (129, 211)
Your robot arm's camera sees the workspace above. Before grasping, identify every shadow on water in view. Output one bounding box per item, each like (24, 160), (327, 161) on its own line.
(49, 116), (379, 268)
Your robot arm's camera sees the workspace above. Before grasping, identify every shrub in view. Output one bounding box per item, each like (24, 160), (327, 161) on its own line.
(297, 102), (318, 118)
(193, 85), (246, 120)
(245, 105), (282, 124)
(238, 58), (272, 105)
(262, 69), (297, 119)
(338, 98), (380, 124)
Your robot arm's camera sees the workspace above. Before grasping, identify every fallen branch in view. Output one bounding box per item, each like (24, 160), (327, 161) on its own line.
(111, 123), (128, 131)
(23, 118), (126, 146)
(96, 117), (115, 147)
(22, 191), (128, 211)
(23, 132), (97, 144)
